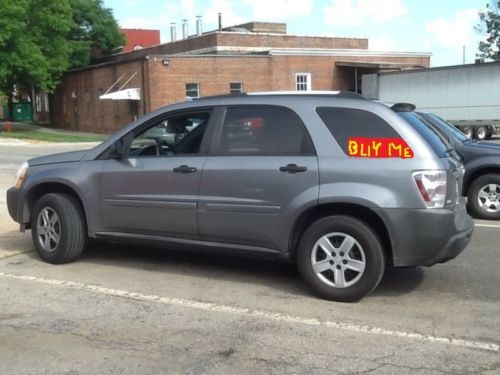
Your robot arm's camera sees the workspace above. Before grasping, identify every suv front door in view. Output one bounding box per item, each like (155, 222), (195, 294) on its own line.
(198, 106), (319, 252)
(99, 109), (214, 239)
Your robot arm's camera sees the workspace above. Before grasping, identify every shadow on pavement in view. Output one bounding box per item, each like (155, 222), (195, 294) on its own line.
(62, 240), (425, 300)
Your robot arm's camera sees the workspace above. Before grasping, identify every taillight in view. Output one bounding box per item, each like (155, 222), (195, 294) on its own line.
(412, 170), (447, 209)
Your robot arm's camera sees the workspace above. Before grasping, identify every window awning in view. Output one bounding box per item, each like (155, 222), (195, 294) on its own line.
(335, 61), (427, 69)
(99, 88), (141, 100)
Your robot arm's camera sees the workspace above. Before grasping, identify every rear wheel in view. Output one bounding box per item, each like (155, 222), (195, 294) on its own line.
(475, 126), (488, 141)
(297, 216), (385, 302)
(31, 193), (86, 264)
(467, 174), (500, 220)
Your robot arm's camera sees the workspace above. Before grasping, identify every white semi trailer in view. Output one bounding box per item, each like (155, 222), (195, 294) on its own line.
(362, 61), (500, 139)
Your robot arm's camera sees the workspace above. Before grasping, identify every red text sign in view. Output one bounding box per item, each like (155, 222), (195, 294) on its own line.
(348, 138), (414, 159)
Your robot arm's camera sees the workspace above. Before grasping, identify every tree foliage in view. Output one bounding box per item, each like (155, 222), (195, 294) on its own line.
(0, 0), (124, 98)
(477, 1), (500, 60)
(0, 0), (73, 93)
(69, 0), (125, 68)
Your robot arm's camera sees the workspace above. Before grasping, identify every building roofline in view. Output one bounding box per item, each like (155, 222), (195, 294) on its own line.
(376, 60), (500, 76)
(268, 48), (431, 58)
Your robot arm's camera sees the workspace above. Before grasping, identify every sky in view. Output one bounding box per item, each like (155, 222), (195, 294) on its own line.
(103, 0), (490, 67)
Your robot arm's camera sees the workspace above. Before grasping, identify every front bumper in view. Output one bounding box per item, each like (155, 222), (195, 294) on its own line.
(380, 198), (474, 267)
(7, 187), (21, 223)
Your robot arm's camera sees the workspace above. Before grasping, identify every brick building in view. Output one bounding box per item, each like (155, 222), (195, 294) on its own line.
(121, 29), (161, 52)
(50, 21), (431, 133)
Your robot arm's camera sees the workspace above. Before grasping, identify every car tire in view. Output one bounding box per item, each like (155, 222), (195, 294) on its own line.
(467, 174), (500, 220)
(296, 216), (385, 302)
(462, 127), (474, 139)
(31, 193), (86, 264)
(475, 126), (488, 141)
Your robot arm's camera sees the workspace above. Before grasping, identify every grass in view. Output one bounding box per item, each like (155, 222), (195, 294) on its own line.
(0, 129), (105, 143)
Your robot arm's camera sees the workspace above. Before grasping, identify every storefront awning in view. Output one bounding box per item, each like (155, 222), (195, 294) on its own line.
(99, 88), (141, 100)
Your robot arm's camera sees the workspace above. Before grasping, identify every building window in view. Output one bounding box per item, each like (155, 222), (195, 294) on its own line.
(43, 93), (49, 112)
(98, 89), (104, 114)
(296, 73), (311, 91)
(186, 83), (200, 99)
(35, 94), (42, 113)
(230, 82), (243, 94)
(85, 90), (90, 112)
(114, 101), (120, 117)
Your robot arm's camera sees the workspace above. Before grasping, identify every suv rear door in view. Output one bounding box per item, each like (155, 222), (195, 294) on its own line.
(197, 105), (319, 252)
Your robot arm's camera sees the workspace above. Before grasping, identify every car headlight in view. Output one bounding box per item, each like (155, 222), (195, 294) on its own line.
(14, 162), (29, 188)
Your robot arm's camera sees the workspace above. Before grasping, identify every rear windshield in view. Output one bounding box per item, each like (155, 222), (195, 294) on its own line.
(397, 112), (450, 157)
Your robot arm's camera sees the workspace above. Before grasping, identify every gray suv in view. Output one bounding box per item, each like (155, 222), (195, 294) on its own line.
(7, 92), (474, 302)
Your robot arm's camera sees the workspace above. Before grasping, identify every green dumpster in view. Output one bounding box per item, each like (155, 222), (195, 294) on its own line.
(2, 102), (32, 121)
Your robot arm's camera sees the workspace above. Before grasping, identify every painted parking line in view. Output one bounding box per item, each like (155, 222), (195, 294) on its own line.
(0, 271), (498, 353)
(474, 223), (500, 228)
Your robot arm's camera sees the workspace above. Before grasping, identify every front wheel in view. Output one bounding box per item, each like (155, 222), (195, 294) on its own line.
(467, 174), (500, 220)
(297, 216), (385, 302)
(31, 193), (86, 264)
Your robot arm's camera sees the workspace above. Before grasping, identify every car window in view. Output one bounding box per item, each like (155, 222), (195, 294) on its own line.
(129, 111), (210, 157)
(316, 107), (402, 155)
(421, 113), (469, 143)
(397, 112), (450, 157)
(218, 106), (315, 156)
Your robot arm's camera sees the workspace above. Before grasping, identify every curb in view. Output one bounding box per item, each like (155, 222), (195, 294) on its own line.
(0, 139), (100, 147)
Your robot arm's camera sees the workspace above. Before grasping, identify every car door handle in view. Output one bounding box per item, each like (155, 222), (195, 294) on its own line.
(279, 164), (307, 174)
(173, 165), (197, 173)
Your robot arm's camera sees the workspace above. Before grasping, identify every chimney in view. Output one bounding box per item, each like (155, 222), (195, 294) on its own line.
(196, 16), (202, 36)
(170, 22), (176, 42)
(218, 13), (222, 31)
(182, 19), (188, 39)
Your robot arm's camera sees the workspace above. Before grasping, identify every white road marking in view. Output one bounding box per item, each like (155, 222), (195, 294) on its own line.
(0, 271), (498, 353)
(475, 223), (500, 228)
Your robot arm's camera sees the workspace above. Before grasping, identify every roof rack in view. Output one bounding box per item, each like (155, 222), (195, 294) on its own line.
(198, 90), (366, 101)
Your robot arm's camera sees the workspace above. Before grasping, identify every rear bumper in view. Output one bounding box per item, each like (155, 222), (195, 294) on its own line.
(380, 198), (474, 267)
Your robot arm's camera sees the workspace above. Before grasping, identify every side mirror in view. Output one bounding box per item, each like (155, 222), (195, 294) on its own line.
(110, 139), (125, 159)
(110, 133), (133, 160)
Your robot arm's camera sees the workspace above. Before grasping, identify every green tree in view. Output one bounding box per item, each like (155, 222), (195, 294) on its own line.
(0, 0), (73, 119)
(477, 1), (500, 60)
(69, 0), (125, 68)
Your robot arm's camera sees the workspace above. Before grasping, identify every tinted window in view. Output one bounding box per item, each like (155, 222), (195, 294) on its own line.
(397, 112), (449, 157)
(421, 113), (469, 142)
(218, 106), (315, 155)
(316, 107), (400, 155)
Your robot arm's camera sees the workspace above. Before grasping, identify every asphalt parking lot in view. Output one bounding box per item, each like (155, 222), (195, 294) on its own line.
(1, 140), (499, 374)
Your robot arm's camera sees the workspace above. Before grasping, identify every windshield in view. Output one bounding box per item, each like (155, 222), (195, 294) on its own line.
(420, 113), (469, 143)
(397, 112), (451, 158)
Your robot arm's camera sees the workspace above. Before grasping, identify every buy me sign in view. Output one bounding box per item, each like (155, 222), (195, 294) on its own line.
(348, 138), (414, 159)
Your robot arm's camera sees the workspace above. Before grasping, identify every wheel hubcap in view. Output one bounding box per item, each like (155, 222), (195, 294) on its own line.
(477, 183), (500, 213)
(36, 207), (61, 252)
(311, 233), (366, 288)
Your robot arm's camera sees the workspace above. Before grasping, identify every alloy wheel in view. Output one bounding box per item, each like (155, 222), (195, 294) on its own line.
(478, 183), (500, 213)
(36, 207), (61, 252)
(310, 232), (366, 288)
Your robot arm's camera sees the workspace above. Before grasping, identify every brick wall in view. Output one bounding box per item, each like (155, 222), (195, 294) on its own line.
(52, 60), (147, 134)
(51, 53), (430, 133)
(98, 32), (369, 64)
